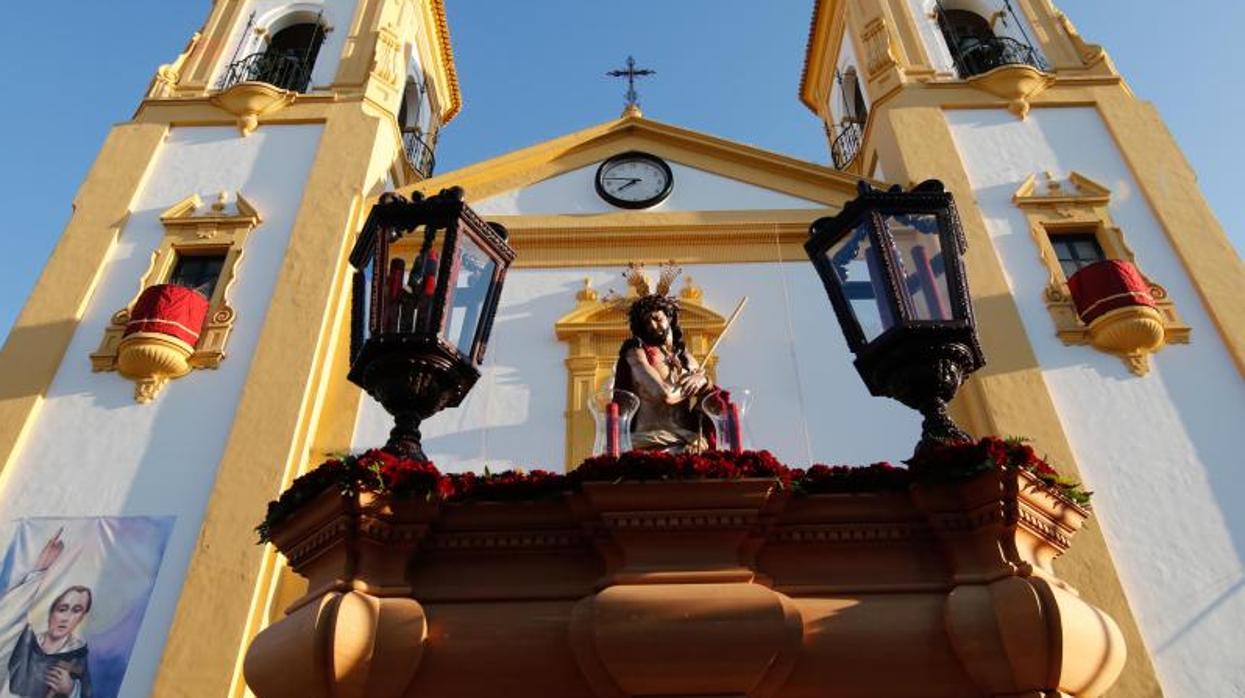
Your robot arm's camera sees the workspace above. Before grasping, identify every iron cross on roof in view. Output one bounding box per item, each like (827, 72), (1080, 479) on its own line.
(606, 56), (655, 117)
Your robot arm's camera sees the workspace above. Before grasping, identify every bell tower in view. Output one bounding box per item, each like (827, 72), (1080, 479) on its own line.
(802, 1), (1245, 696)
(0, 1), (458, 696)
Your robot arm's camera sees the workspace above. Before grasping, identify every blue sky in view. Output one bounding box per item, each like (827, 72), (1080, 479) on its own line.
(0, 1), (1240, 342)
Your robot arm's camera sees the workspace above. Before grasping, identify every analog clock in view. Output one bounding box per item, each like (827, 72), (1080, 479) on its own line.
(594, 151), (674, 209)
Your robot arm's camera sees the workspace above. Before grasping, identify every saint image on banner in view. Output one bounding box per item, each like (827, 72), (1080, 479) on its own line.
(0, 518), (173, 698)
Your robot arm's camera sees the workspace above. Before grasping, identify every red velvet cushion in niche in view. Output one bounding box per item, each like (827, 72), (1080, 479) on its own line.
(1066, 259), (1155, 324)
(124, 284), (210, 346)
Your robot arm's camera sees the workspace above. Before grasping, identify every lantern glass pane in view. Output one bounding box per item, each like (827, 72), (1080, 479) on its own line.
(442, 230), (497, 358)
(826, 220), (896, 341)
(361, 259), (374, 341)
(884, 212), (953, 321)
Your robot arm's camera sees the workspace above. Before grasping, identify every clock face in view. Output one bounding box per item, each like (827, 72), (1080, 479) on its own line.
(594, 152), (673, 209)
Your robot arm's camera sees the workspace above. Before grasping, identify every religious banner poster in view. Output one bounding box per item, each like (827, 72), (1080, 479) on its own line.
(0, 516), (175, 698)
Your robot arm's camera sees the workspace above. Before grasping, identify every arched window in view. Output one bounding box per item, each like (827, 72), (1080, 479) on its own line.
(934, 1), (1048, 77)
(830, 67), (866, 170)
(939, 9), (993, 49)
(840, 68), (868, 125)
(398, 63), (439, 178)
(219, 12), (327, 93)
(261, 22), (325, 92)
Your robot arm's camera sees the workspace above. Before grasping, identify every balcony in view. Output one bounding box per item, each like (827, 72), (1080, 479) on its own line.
(950, 35), (1050, 78)
(830, 121), (863, 170)
(218, 51), (314, 94)
(403, 128), (437, 179)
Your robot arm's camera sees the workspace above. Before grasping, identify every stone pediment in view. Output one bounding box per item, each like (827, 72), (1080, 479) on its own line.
(397, 114), (873, 209)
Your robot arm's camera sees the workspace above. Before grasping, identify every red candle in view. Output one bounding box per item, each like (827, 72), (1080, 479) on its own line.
(607, 401), (620, 457)
(415, 250), (439, 332)
(728, 402), (743, 454)
(385, 258), (405, 331)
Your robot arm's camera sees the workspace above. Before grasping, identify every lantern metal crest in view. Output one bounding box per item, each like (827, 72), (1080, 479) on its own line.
(347, 187), (515, 460)
(805, 180), (985, 454)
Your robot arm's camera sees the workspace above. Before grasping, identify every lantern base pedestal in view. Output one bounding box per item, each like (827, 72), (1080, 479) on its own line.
(349, 334), (479, 460)
(857, 335), (981, 454)
(386, 413), (427, 461)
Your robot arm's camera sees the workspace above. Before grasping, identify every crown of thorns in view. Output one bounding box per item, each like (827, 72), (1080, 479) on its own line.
(605, 261), (682, 309)
(624, 261), (681, 298)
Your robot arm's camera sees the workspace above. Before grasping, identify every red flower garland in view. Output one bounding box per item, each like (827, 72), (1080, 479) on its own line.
(906, 437), (1090, 506)
(257, 439), (1089, 543)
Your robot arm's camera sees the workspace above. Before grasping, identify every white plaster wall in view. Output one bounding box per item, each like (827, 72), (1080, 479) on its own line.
(907, 0), (957, 74)
(209, 0), (360, 90)
(0, 125), (322, 697)
(472, 161), (825, 216)
(947, 107), (1245, 697)
(352, 261), (922, 471)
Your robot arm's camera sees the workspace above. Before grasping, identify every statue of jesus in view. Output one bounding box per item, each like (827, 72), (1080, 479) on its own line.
(612, 292), (716, 453)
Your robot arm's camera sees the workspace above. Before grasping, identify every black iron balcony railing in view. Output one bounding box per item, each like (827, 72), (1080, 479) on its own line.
(403, 128), (437, 179)
(218, 51), (315, 93)
(831, 122), (863, 171)
(950, 35), (1050, 78)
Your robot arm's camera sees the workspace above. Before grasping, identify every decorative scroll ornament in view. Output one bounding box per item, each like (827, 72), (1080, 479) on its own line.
(862, 17), (899, 78)
(146, 32), (201, 99)
(91, 192), (262, 401)
(1056, 12), (1106, 65)
(1013, 171), (1189, 375)
(371, 25), (403, 89)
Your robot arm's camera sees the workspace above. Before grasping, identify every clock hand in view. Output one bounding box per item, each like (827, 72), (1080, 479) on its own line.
(603, 177), (643, 182)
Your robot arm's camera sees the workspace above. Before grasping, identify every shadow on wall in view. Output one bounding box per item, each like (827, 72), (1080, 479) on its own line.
(0, 320), (82, 404)
(969, 179), (1245, 664)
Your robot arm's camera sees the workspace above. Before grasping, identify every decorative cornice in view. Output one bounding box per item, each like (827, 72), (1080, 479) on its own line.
(600, 509), (759, 531)
(772, 521), (929, 544)
(428, 529), (585, 551)
(429, 0), (461, 122)
(283, 515), (352, 568)
(395, 115), (872, 206)
(357, 515), (431, 544)
(799, 0), (837, 114)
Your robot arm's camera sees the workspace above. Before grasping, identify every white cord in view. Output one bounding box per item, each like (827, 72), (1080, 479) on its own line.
(773, 223), (815, 466)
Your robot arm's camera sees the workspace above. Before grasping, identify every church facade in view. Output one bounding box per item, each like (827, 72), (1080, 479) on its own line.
(0, 0), (1240, 696)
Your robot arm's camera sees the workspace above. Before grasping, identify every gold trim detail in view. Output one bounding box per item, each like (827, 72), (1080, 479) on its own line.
(397, 114), (871, 207)
(486, 210), (826, 268)
(209, 82), (297, 137)
(862, 17), (899, 79)
(1013, 171), (1189, 374)
(146, 32), (202, 99)
(1084, 305), (1166, 377)
(428, 0), (461, 123)
(116, 332), (196, 404)
(90, 192), (262, 401)
(1055, 12), (1106, 66)
(554, 277), (726, 469)
(371, 25), (403, 89)
(965, 64), (1054, 119)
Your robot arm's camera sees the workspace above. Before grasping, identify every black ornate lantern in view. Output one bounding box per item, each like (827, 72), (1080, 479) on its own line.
(805, 180), (984, 454)
(348, 187), (515, 460)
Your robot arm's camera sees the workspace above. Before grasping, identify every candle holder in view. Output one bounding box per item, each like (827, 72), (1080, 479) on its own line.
(703, 388), (753, 454)
(588, 388), (640, 457)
